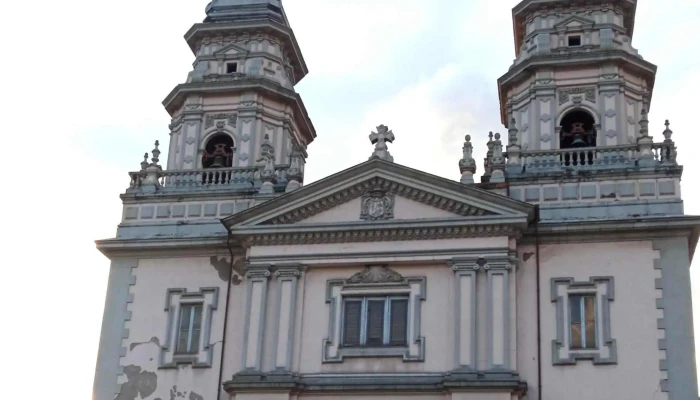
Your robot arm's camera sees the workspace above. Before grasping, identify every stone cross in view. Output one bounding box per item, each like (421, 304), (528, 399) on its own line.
(369, 124), (395, 162)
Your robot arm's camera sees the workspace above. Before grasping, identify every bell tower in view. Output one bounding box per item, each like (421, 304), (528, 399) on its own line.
(163, 0), (314, 177)
(478, 0), (682, 221)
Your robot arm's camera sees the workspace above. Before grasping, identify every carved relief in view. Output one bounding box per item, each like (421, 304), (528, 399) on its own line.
(346, 265), (405, 285)
(360, 187), (395, 221)
(205, 113), (238, 129)
(559, 87), (596, 105)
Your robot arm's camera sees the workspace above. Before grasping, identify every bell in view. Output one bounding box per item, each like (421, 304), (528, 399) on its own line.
(569, 122), (588, 148)
(210, 155), (226, 168)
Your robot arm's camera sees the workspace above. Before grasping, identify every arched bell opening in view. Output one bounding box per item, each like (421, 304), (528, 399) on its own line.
(201, 134), (234, 184)
(559, 110), (597, 166)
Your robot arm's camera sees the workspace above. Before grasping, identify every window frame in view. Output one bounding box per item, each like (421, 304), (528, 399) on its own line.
(567, 35), (582, 47)
(568, 293), (598, 350)
(175, 302), (204, 355)
(340, 295), (409, 348)
(226, 62), (238, 74)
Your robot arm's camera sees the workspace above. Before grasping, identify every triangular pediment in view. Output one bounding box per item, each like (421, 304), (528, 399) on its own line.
(554, 15), (595, 30)
(222, 160), (535, 244)
(213, 43), (250, 57)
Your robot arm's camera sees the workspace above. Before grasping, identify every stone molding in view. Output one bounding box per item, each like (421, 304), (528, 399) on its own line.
(550, 277), (617, 365)
(264, 177), (495, 225)
(223, 371), (527, 395)
(159, 287), (220, 369)
(244, 223), (519, 246)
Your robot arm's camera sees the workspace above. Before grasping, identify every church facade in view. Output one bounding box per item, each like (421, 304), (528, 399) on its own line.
(93, 1), (700, 400)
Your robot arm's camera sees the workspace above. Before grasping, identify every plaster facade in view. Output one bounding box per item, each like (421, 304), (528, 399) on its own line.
(94, 1), (700, 400)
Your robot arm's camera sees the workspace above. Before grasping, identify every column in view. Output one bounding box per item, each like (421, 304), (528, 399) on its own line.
(271, 265), (303, 372)
(241, 265), (271, 372)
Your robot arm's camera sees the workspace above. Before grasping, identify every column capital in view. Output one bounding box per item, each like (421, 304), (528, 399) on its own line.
(245, 264), (272, 279)
(273, 264), (305, 278)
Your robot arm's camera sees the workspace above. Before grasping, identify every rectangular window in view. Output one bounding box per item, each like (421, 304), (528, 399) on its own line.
(341, 296), (408, 347)
(569, 294), (596, 349)
(176, 303), (203, 354)
(568, 35), (582, 47)
(226, 62), (238, 74)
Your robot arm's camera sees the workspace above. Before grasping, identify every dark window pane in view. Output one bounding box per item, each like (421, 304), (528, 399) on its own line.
(570, 322), (582, 349)
(193, 304), (203, 330)
(176, 305), (192, 353)
(569, 295), (582, 323)
(366, 300), (385, 346)
(342, 300), (362, 346)
(584, 296), (596, 348)
(390, 299), (408, 345)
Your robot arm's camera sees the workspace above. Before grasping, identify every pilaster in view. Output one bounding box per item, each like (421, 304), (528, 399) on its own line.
(485, 259), (512, 370)
(270, 265), (303, 372)
(181, 100), (205, 170)
(241, 264), (271, 372)
(451, 260), (479, 370)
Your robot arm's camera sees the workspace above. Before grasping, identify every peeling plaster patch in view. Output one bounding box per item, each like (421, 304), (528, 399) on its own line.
(129, 336), (160, 351)
(170, 386), (189, 400)
(523, 252), (535, 262)
(189, 392), (204, 400)
(115, 365), (158, 400)
(210, 256), (230, 282)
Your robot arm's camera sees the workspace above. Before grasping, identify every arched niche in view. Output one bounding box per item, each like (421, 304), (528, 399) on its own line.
(202, 134), (235, 169)
(558, 109), (597, 149)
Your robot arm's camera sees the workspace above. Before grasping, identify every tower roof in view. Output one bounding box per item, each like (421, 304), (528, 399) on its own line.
(204, 0), (288, 25)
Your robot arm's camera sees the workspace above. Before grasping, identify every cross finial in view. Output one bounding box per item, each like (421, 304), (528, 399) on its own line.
(369, 124), (395, 162)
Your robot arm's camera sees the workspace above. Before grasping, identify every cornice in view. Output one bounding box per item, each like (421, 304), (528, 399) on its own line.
(238, 218), (525, 246)
(264, 177), (496, 225)
(497, 49), (657, 124)
(162, 78), (316, 145)
(95, 236), (238, 259)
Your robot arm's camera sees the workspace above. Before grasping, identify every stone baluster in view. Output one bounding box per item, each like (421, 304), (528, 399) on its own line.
(459, 135), (477, 184)
(142, 141), (163, 193)
(257, 134), (277, 194)
(637, 109), (655, 166)
(506, 117), (522, 174)
(285, 145), (304, 192)
(489, 133), (506, 183)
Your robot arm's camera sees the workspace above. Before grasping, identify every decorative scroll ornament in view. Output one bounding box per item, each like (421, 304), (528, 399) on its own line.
(559, 87), (596, 105)
(360, 187), (395, 221)
(205, 113), (238, 129)
(346, 265), (405, 285)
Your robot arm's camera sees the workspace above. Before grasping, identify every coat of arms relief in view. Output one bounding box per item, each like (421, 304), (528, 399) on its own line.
(360, 187), (395, 221)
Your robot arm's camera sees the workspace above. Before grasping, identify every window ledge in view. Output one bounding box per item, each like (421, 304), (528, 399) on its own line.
(337, 346), (409, 358)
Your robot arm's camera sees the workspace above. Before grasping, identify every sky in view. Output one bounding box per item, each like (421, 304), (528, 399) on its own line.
(0, 0), (699, 398)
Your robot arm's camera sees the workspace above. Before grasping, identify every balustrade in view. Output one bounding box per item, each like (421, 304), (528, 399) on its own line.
(506, 142), (676, 175)
(128, 165), (290, 192)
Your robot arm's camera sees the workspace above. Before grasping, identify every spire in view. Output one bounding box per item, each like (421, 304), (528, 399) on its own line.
(459, 135), (476, 184)
(506, 117), (522, 174)
(204, 0), (288, 25)
(369, 125), (395, 162)
(663, 119), (673, 142)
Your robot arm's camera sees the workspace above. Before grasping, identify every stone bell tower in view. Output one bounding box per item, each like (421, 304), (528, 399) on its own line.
(163, 0), (315, 177)
(474, 0), (682, 221)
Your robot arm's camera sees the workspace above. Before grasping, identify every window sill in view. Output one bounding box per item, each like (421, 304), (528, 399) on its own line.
(336, 346), (409, 358)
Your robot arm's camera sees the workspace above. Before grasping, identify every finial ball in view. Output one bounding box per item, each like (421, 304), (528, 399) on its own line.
(465, 134), (471, 142)
(495, 132), (501, 140)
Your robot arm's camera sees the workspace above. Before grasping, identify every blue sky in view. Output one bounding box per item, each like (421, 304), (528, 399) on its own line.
(1, 0), (699, 398)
